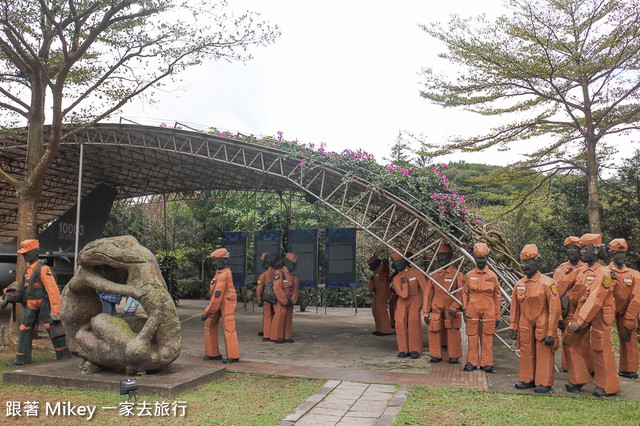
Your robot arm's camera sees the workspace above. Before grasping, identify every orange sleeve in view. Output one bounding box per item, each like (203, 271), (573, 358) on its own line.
(545, 281), (561, 337)
(256, 271), (267, 304)
(462, 274), (470, 310)
(493, 273), (501, 318)
(41, 266), (61, 314)
(509, 282), (520, 330)
(292, 275), (300, 304)
(423, 275), (435, 315)
(576, 272), (609, 326)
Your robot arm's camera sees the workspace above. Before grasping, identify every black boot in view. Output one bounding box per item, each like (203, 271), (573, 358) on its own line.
(275, 339), (285, 344)
(565, 382), (583, 393)
(203, 355), (222, 361)
(429, 357), (442, 363)
(463, 362), (476, 371)
(480, 365), (494, 373)
(618, 371), (639, 379)
(592, 386), (609, 398)
(6, 359), (26, 366)
(397, 352), (408, 358)
(514, 381), (535, 389)
(372, 331), (383, 336)
(448, 358), (459, 364)
(258, 331), (263, 336)
(222, 358), (239, 364)
(534, 385), (551, 393)
(262, 337), (271, 342)
(285, 339), (295, 343)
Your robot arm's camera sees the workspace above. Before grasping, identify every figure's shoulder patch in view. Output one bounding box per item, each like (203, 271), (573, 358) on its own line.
(550, 283), (558, 296)
(602, 276), (611, 289)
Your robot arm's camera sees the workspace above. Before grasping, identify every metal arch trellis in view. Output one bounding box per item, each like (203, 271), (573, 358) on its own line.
(0, 122), (521, 356)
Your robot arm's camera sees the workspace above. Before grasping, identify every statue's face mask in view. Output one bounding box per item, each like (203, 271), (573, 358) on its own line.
(212, 257), (229, 271)
(521, 258), (539, 277)
(436, 252), (453, 268)
(368, 259), (382, 271)
(392, 259), (408, 271)
(284, 258), (297, 272)
(474, 255), (487, 270)
(22, 248), (39, 264)
(566, 245), (581, 262)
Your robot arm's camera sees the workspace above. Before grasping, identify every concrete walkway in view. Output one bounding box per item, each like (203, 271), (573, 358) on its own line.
(280, 380), (410, 426)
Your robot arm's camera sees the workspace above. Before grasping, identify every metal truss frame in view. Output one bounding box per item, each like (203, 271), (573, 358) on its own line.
(0, 122), (521, 355)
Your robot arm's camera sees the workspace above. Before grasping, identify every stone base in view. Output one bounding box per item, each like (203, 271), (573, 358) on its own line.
(3, 357), (225, 397)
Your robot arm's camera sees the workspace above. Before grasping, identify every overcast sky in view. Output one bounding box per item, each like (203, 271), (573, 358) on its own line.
(118, 0), (526, 165)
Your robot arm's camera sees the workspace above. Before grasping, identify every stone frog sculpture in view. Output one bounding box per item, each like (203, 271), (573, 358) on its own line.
(61, 235), (182, 374)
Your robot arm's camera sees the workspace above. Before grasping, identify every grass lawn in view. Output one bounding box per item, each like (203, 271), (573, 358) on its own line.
(395, 386), (640, 425)
(0, 346), (323, 425)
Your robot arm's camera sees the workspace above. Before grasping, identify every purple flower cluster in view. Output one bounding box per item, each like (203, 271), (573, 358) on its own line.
(202, 127), (490, 237)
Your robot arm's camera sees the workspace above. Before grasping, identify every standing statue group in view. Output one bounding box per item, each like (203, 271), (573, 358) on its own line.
(367, 233), (639, 397)
(201, 249), (300, 364)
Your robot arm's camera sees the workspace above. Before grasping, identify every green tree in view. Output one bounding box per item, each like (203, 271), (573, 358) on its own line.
(419, 0), (640, 234)
(387, 131), (411, 166)
(0, 0), (278, 251)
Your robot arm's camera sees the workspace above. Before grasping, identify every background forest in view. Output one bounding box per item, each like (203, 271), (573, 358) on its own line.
(102, 148), (640, 309)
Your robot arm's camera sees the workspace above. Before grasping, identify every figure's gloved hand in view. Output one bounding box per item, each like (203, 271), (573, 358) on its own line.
(495, 319), (501, 328)
(286, 297), (293, 306)
(424, 313), (431, 325)
(560, 295), (570, 318)
(448, 309), (456, 318)
(201, 313), (207, 321)
(567, 322), (582, 334)
(50, 312), (61, 322)
(509, 329), (517, 340)
(214, 290), (222, 298)
(544, 336), (554, 346)
(558, 321), (566, 331)
(622, 329), (633, 342)
(462, 310), (470, 320)
(258, 303), (263, 307)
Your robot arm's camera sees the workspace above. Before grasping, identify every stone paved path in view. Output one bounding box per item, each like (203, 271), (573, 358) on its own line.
(280, 380), (410, 426)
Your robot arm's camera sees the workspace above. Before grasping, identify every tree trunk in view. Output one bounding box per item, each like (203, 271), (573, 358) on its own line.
(585, 138), (601, 234)
(9, 78), (46, 338)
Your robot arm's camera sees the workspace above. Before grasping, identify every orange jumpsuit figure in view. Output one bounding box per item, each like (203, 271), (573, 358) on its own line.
(256, 252), (278, 342)
(565, 233), (620, 397)
(463, 242), (501, 372)
(203, 248), (240, 364)
(553, 236), (586, 372)
(367, 255), (393, 336)
(607, 238), (640, 379)
(391, 252), (427, 359)
(7, 239), (70, 366)
(509, 244), (561, 393)
(270, 253), (300, 343)
(423, 243), (463, 364)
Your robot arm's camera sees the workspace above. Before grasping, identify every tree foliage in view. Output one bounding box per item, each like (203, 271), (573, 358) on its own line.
(453, 152), (640, 271)
(0, 0), (279, 245)
(419, 0), (640, 233)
